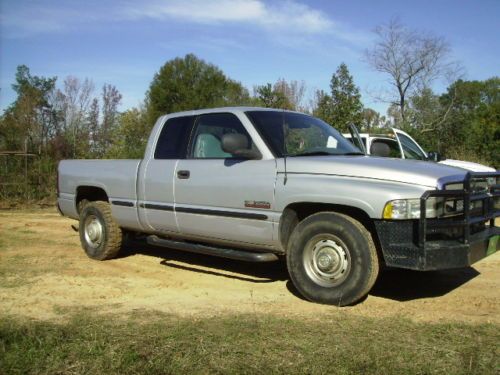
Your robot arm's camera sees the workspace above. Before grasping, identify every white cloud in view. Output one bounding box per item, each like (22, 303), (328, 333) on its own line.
(1, 0), (370, 45)
(121, 0), (333, 35)
(124, 0), (265, 23)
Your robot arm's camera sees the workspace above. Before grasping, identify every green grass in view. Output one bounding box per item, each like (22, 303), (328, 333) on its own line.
(0, 312), (498, 375)
(0, 227), (59, 251)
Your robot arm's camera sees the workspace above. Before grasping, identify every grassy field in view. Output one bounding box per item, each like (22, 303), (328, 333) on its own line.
(1, 209), (499, 374)
(1, 312), (499, 375)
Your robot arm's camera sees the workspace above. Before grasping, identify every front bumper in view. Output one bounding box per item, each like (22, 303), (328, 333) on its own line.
(374, 220), (499, 270)
(374, 171), (499, 271)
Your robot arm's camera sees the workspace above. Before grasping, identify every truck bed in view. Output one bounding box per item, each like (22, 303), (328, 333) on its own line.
(58, 159), (141, 225)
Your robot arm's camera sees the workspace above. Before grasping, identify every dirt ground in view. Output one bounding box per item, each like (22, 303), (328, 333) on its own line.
(0, 209), (499, 323)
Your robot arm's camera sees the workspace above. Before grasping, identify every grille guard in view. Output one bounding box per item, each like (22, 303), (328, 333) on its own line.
(419, 171), (500, 248)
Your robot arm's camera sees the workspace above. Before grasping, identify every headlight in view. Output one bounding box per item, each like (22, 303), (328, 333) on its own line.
(471, 178), (489, 193)
(383, 198), (445, 219)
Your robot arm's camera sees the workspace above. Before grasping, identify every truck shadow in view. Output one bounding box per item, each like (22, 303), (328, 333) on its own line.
(120, 239), (480, 302)
(119, 239), (289, 283)
(370, 267), (480, 301)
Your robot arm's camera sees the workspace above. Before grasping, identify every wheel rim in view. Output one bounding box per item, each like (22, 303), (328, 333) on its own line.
(84, 214), (104, 248)
(303, 235), (351, 287)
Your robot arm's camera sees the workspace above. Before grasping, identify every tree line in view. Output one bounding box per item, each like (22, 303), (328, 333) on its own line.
(0, 20), (498, 202)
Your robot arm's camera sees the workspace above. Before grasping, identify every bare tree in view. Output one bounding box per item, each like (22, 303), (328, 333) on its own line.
(365, 19), (455, 123)
(273, 79), (307, 112)
(362, 108), (381, 132)
(64, 77), (94, 156)
(87, 98), (100, 154)
(101, 84), (122, 153)
(50, 76), (95, 157)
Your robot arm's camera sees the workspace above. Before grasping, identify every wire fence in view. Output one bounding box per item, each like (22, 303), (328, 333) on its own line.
(0, 151), (57, 203)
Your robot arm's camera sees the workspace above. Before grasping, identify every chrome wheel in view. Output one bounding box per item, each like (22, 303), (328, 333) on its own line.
(83, 215), (104, 248)
(303, 235), (351, 287)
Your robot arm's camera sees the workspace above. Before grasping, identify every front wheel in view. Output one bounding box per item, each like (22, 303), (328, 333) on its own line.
(79, 201), (123, 260)
(287, 212), (379, 306)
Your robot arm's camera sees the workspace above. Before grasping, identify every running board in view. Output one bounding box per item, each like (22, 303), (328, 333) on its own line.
(147, 235), (279, 262)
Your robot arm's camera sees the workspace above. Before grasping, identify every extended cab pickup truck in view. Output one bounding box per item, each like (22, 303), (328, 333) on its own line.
(57, 107), (500, 306)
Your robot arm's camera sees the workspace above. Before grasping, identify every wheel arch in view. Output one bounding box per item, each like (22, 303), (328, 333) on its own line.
(75, 185), (109, 214)
(279, 202), (382, 261)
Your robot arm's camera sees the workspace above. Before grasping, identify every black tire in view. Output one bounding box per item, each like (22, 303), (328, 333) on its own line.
(79, 201), (122, 260)
(286, 212), (379, 306)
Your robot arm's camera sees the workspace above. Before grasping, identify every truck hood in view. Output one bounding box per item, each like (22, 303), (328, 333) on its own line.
(438, 159), (496, 172)
(284, 156), (466, 188)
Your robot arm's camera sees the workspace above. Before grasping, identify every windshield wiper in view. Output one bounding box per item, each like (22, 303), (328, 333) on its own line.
(340, 152), (365, 156)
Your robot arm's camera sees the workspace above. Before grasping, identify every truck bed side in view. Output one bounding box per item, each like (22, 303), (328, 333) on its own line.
(58, 159), (143, 231)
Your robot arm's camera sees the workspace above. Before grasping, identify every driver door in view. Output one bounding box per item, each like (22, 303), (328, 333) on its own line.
(173, 112), (277, 247)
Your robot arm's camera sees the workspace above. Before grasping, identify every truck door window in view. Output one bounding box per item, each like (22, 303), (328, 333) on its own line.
(370, 139), (401, 158)
(190, 113), (255, 159)
(398, 133), (426, 160)
(154, 116), (194, 159)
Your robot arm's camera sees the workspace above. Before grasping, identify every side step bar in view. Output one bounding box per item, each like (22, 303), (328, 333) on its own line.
(147, 235), (279, 263)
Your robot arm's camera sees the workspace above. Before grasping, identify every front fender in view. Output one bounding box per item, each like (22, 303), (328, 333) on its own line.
(275, 174), (430, 219)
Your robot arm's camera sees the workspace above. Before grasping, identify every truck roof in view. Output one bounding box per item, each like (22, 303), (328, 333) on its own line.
(160, 106), (307, 119)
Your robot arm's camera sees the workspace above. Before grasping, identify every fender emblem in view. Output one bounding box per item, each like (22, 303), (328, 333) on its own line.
(245, 200), (271, 209)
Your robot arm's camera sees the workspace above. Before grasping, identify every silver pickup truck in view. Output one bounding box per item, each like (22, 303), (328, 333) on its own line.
(57, 107), (499, 306)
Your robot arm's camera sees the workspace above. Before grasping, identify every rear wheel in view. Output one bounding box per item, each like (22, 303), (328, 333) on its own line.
(79, 201), (122, 260)
(287, 212), (379, 306)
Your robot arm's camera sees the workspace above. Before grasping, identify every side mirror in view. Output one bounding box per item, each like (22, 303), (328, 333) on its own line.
(427, 151), (443, 162)
(221, 133), (261, 159)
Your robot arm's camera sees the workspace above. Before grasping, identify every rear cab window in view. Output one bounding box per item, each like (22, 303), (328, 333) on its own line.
(154, 116), (194, 159)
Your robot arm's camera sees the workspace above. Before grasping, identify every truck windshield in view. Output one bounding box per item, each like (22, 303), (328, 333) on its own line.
(246, 111), (362, 157)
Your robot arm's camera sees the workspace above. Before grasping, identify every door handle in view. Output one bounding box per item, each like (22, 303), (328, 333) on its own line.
(177, 170), (190, 179)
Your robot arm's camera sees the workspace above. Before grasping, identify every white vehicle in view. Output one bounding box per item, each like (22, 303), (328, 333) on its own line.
(344, 128), (496, 172)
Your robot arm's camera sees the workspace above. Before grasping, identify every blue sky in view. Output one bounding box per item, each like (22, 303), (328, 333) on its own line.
(1, 0), (499, 115)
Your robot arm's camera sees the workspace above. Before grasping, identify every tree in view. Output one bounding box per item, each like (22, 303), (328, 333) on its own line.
(254, 83), (292, 109)
(439, 77), (500, 166)
(400, 77), (499, 167)
(0, 65), (128, 200)
(407, 88), (447, 135)
(5, 65), (57, 152)
(146, 54), (251, 123)
(365, 19), (454, 123)
(51, 76), (95, 157)
(312, 89), (333, 124)
(100, 84), (122, 155)
(87, 98), (100, 154)
(273, 79), (307, 111)
(313, 63), (363, 132)
(0, 65), (58, 200)
(361, 108), (383, 132)
(106, 107), (150, 159)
